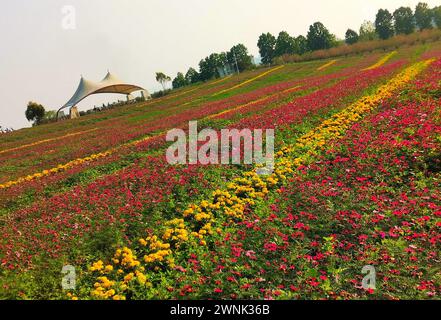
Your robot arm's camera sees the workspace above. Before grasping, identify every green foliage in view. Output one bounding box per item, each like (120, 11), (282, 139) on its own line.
(307, 22), (335, 51)
(151, 89), (172, 98)
(172, 72), (187, 89)
(415, 2), (433, 30)
(82, 225), (125, 258)
(177, 44), (253, 87)
(433, 6), (441, 29)
(257, 32), (276, 64)
(25, 101), (45, 125)
(394, 7), (415, 35)
(275, 31), (296, 56)
(185, 67), (200, 84)
(375, 9), (394, 40)
(295, 35), (308, 55)
(38, 110), (58, 125)
(155, 72), (171, 90)
(0, 257), (67, 300)
(345, 29), (359, 45)
(274, 33), (309, 57)
(227, 43), (253, 72)
(3, 42), (441, 300)
(199, 52), (227, 81)
(359, 20), (378, 41)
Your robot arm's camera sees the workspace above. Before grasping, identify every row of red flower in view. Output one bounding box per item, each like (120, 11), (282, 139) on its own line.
(0, 65), (301, 182)
(0, 57), (408, 269)
(0, 56), (376, 207)
(182, 59), (441, 299)
(0, 62), (354, 184)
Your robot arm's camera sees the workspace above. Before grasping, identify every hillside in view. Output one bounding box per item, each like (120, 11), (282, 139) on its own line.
(0, 42), (440, 299)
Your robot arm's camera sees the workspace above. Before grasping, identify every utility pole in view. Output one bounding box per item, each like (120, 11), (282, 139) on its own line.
(232, 48), (240, 75)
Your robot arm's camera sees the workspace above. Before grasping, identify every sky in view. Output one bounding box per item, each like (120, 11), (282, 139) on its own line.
(1, 0), (439, 130)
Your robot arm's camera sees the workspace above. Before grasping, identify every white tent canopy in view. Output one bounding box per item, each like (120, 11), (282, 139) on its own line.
(57, 71), (146, 116)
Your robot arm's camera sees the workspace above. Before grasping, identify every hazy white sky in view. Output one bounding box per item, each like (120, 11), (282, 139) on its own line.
(1, 0), (439, 129)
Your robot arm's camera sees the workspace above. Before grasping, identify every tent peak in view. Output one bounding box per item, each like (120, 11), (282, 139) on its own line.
(58, 71), (147, 116)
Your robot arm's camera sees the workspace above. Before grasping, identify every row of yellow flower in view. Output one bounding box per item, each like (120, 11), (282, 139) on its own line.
(84, 170), (275, 300)
(140, 67), (281, 110)
(363, 51), (398, 71)
(0, 73), (295, 190)
(2, 54), (391, 191)
(137, 76), (232, 109)
(212, 65), (285, 97)
(295, 58), (434, 163)
(77, 59), (433, 300)
(317, 60), (338, 71)
(0, 150), (114, 190)
(0, 128), (99, 155)
(208, 84), (301, 119)
(142, 75), (233, 108)
(167, 74), (234, 100)
(0, 131), (163, 189)
(1, 65), (287, 190)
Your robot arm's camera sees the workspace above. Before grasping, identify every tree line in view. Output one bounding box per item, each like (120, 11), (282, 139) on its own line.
(260, 2), (441, 65)
(156, 44), (255, 91)
(22, 2), (441, 126)
(155, 2), (441, 91)
(354, 2), (440, 42)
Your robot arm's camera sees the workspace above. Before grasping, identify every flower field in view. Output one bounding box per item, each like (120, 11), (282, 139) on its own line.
(0, 44), (440, 300)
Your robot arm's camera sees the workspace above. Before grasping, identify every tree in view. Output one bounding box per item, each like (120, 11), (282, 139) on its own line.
(227, 44), (253, 72)
(306, 22), (335, 51)
(415, 2), (433, 30)
(274, 31), (296, 57)
(359, 20), (378, 41)
(155, 72), (171, 90)
(393, 7), (415, 35)
(375, 9), (394, 40)
(198, 53), (226, 81)
(257, 32), (276, 65)
(185, 67), (199, 84)
(294, 35), (308, 55)
(219, 52), (229, 66)
(345, 29), (359, 45)
(25, 101), (45, 125)
(434, 6), (441, 29)
(198, 59), (211, 82)
(42, 110), (57, 121)
(172, 72), (187, 89)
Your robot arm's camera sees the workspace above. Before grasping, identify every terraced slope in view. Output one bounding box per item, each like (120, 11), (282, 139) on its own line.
(0, 43), (440, 300)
